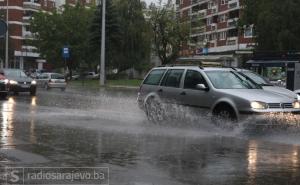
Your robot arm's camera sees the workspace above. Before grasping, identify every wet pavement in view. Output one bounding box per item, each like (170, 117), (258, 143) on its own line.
(1, 87), (300, 185)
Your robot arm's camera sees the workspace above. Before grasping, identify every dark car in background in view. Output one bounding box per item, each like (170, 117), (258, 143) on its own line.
(0, 73), (8, 98)
(1, 69), (37, 96)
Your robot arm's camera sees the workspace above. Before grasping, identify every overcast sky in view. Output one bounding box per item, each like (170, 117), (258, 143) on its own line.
(144, 0), (168, 6)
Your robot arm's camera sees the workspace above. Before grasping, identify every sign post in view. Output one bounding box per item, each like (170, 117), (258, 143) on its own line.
(62, 46), (70, 79)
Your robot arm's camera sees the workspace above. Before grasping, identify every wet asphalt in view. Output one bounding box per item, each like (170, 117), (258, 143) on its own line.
(1, 86), (300, 185)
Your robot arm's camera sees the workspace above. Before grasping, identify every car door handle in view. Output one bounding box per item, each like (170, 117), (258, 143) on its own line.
(158, 89), (163, 93)
(180, 91), (186, 95)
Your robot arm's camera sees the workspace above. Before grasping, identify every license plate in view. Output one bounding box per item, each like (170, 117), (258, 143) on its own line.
(21, 84), (30, 88)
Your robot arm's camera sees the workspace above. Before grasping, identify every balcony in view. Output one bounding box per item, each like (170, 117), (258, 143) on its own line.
(23, 1), (41, 11)
(228, 0), (239, 9)
(23, 31), (36, 40)
(227, 18), (238, 27)
(211, 23), (217, 30)
(198, 9), (207, 17)
(210, 6), (218, 14)
(227, 36), (237, 45)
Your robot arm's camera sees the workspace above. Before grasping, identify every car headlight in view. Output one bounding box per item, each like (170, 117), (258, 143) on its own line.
(297, 94), (300, 101)
(251, 101), (268, 109)
(4, 79), (8, 84)
(293, 101), (300, 109)
(31, 80), (36, 85)
(9, 80), (18, 85)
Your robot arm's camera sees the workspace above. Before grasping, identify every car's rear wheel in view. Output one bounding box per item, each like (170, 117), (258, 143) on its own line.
(145, 98), (165, 124)
(44, 83), (49, 90)
(212, 105), (238, 129)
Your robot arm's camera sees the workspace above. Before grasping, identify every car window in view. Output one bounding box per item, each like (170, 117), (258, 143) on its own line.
(162, 69), (184, 88)
(241, 71), (272, 86)
(184, 70), (206, 89)
(205, 71), (259, 89)
(5, 70), (27, 78)
(51, 74), (65, 79)
(143, 69), (166, 85)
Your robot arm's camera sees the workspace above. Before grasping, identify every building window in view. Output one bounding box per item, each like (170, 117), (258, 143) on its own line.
(219, 14), (226, 22)
(219, 31), (226, 40)
(221, 0), (228, 5)
(208, 1), (215, 9)
(207, 17), (212, 25)
(244, 26), (253, 38)
(211, 33), (217, 40)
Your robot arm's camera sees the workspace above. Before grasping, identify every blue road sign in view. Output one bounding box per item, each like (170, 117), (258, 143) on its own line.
(62, 47), (70, 59)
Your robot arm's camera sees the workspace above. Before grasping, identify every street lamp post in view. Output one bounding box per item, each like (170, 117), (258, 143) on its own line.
(100, 0), (106, 86)
(5, 0), (8, 68)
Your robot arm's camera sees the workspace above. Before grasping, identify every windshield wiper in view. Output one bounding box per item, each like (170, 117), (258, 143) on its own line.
(231, 71), (261, 89)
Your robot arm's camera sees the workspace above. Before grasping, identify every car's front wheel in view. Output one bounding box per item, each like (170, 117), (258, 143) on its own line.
(212, 105), (238, 129)
(145, 98), (166, 124)
(30, 89), (36, 96)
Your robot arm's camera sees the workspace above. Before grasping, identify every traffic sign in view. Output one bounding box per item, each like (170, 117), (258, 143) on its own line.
(0, 20), (7, 36)
(62, 47), (70, 59)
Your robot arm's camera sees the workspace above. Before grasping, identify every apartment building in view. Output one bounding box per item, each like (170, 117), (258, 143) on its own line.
(0, 0), (56, 70)
(176, 0), (255, 65)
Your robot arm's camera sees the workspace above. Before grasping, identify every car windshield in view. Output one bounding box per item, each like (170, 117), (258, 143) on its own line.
(240, 71), (273, 86)
(51, 74), (65, 79)
(205, 71), (260, 89)
(5, 70), (28, 78)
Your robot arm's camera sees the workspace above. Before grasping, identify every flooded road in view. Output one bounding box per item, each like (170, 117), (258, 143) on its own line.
(1, 87), (300, 185)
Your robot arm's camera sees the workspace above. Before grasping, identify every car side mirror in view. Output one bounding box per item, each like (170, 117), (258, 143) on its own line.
(196, 84), (209, 91)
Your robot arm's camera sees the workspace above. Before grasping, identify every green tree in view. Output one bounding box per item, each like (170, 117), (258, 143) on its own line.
(30, 4), (94, 73)
(89, 0), (121, 70)
(242, 0), (300, 51)
(149, 0), (190, 65)
(89, 0), (151, 72)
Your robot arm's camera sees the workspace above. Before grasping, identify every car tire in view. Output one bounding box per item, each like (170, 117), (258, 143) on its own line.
(145, 98), (166, 124)
(61, 88), (66, 91)
(30, 89), (36, 96)
(212, 105), (237, 129)
(0, 92), (7, 99)
(44, 83), (49, 90)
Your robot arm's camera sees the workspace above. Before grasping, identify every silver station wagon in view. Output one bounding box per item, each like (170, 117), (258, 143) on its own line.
(137, 66), (300, 124)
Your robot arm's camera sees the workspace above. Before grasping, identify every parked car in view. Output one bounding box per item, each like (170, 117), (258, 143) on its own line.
(1, 68), (37, 96)
(0, 74), (8, 98)
(36, 73), (67, 91)
(137, 66), (300, 124)
(84, 72), (99, 79)
(236, 69), (298, 100)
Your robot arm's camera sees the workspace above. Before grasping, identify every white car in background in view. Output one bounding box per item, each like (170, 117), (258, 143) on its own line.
(237, 69), (299, 100)
(84, 72), (99, 79)
(36, 73), (67, 91)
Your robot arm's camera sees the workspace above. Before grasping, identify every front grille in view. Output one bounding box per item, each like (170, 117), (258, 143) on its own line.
(267, 103), (293, 109)
(268, 103), (281, 109)
(18, 81), (29, 85)
(282, 103), (293, 109)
